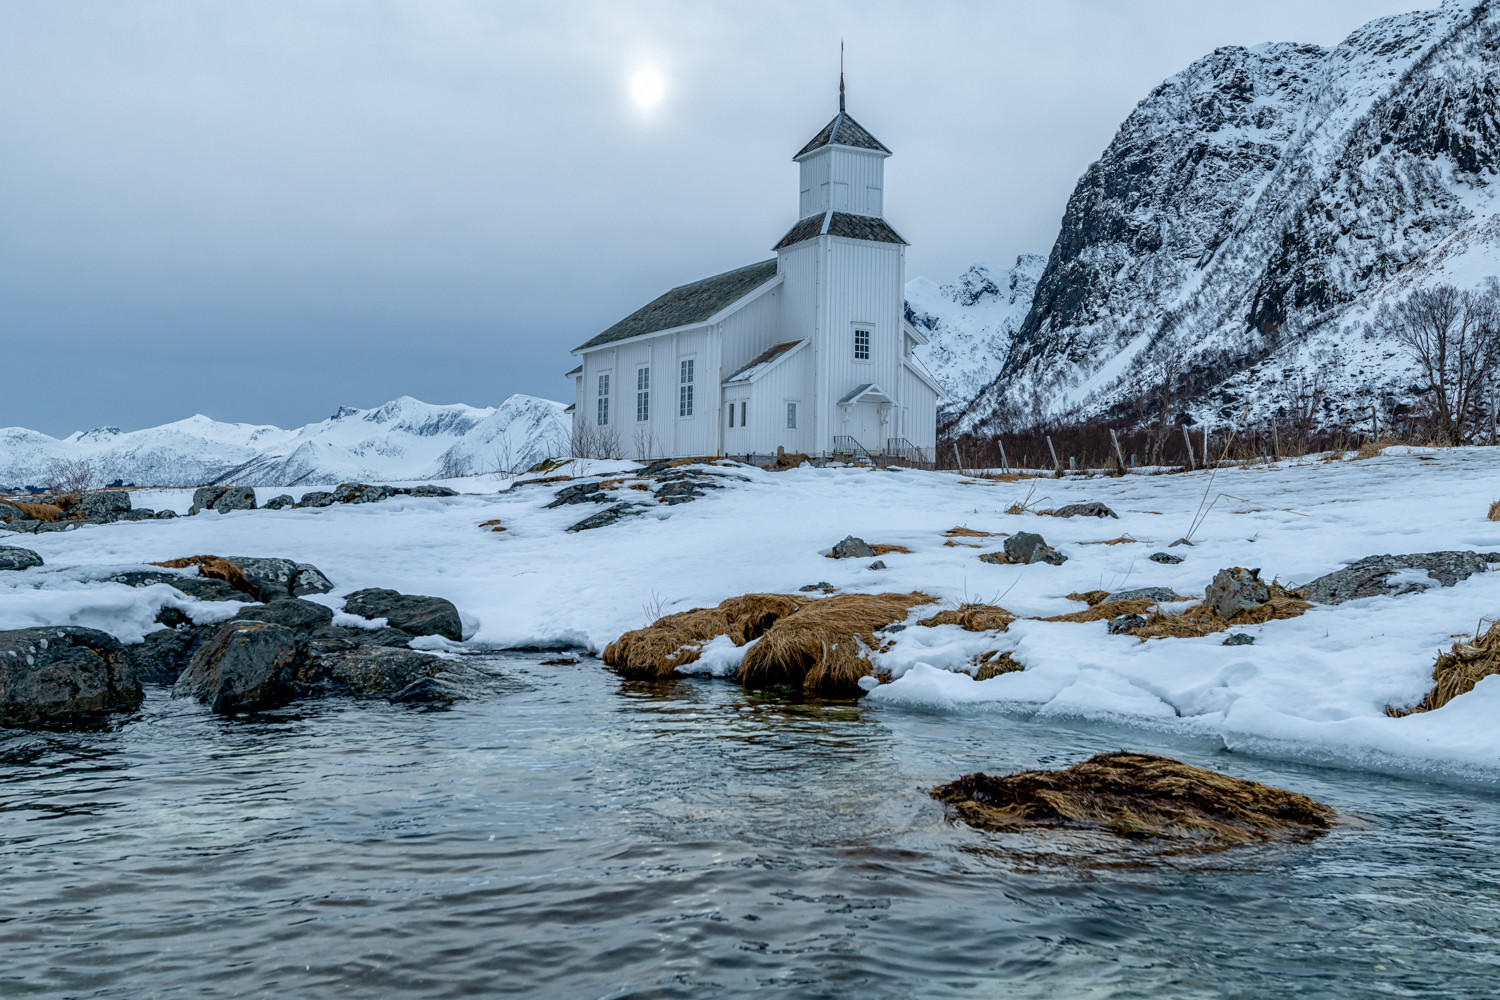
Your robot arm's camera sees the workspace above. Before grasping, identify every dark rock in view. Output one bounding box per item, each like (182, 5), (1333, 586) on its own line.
(306, 646), (456, 699)
(389, 675), (463, 704)
(334, 483), (395, 505)
(0, 626), (142, 727)
(174, 621), (303, 713)
(0, 501), (27, 522)
(1223, 632), (1256, 646)
(342, 588), (463, 641)
(566, 504), (645, 532)
(831, 535), (876, 559)
(799, 581), (836, 593)
(121, 509), (158, 521)
(124, 626), (216, 684)
(546, 482), (606, 507)
(1107, 613), (1147, 634)
(189, 486), (256, 515)
(1, 519), (77, 535)
(1484, 553), (1500, 564)
(1206, 567), (1270, 619)
(406, 484), (458, 498)
(305, 625), (415, 658)
(234, 598), (335, 634)
(222, 556), (334, 600)
(1051, 501), (1118, 519)
(0, 546), (42, 571)
(654, 480), (706, 504)
(153, 509), (177, 519)
(296, 491), (335, 508)
(79, 491), (131, 522)
(154, 606), (192, 628)
(1149, 551), (1185, 564)
(1005, 531), (1067, 566)
(1298, 552), (1491, 606)
(868, 559), (887, 570)
(1104, 586), (1178, 604)
(104, 570), (245, 602)
(979, 551), (1011, 565)
(263, 494), (294, 510)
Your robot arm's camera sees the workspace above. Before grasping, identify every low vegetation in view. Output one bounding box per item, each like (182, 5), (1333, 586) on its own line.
(602, 593), (805, 679)
(738, 592), (937, 696)
(1389, 621), (1500, 716)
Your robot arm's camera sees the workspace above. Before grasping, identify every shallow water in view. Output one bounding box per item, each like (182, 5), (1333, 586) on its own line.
(3, 654), (1499, 999)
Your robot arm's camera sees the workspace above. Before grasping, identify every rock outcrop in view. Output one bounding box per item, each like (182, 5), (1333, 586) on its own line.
(342, 588), (463, 642)
(0, 626), (143, 727)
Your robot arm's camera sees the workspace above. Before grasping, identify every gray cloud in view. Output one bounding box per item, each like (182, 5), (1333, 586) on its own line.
(0, 0), (1427, 434)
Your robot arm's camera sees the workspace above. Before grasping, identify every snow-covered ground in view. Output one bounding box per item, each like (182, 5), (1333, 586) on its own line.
(5, 449), (1500, 784)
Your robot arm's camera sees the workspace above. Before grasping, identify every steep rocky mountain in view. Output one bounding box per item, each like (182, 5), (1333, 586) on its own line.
(957, 0), (1500, 434)
(904, 254), (1045, 418)
(0, 395), (571, 489)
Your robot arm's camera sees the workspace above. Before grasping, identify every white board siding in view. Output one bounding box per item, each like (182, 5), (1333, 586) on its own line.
(798, 147), (885, 217)
(719, 285), (784, 377)
(899, 363), (939, 460)
(816, 238), (905, 454)
(578, 325), (722, 459)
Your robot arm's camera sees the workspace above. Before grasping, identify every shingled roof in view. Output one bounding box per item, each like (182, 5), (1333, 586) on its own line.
(773, 211), (907, 251)
(795, 111), (890, 159)
(574, 259), (779, 352)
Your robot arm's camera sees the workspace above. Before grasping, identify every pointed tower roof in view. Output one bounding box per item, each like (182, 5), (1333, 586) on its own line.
(794, 111), (890, 159)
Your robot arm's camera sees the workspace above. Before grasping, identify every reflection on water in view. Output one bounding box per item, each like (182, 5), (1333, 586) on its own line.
(3, 654), (1499, 999)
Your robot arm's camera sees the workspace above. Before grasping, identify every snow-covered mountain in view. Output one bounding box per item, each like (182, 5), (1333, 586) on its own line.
(904, 255), (1045, 420)
(0, 395), (571, 489)
(956, 0), (1500, 435)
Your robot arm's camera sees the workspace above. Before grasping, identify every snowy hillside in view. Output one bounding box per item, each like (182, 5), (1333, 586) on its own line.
(905, 255), (1044, 419)
(0, 395), (571, 488)
(958, 0), (1500, 435)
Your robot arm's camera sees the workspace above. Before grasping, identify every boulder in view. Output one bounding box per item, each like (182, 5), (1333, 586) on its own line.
(405, 484), (458, 498)
(333, 483), (395, 505)
(79, 491), (131, 522)
(0, 626), (143, 727)
(342, 588), (463, 641)
(154, 509), (177, 519)
(1223, 633), (1256, 646)
(263, 494), (294, 510)
(546, 482), (605, 507)
(233, 598), (335, 633)
(1103, 586), (1178, 604)
(868, 559), (887, 570)
(222, 557), (334, 600)
(831, 535), (876, 559)
(0, 546), (42, 571)
(1298, 552), (1491, 606)
(296, 491), (335, 508)
(799, 581), (836, 593)
(307, 646), (457, 700)
(174, 621), (303, 713)
(123, 626), (216, 685)
(189, 486), (256, 515)
(305, 624), (416, 658)
(566, 503), (644, 532)
(1050, 502), (1118, 519)
(1205, 567), (1270, 619)
(1004, 531), (1067, 566)
(104, 569), (245, 602)
(1149, 552), (1184, 565)
(1107, 614), (1147, 635)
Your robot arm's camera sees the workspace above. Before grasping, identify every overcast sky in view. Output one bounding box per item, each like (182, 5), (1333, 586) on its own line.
(1, 0), (1429, 435)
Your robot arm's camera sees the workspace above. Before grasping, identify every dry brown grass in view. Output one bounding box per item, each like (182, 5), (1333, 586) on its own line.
(978, 550), (1012, 565)
(931, 751), (1335, 848)
(1488, 500), (1500, 521)
(769, 451), (812, 470)
(918, 604), (1015, 632)
(8, 501), (66, 522)
(1039, 598), (1163, 624)
(602, 593), (805, 679)
(1131, 584), (1311, 640)
(478, 519), (506, 533)
(1078, 535), (1139, 546)
(629, 483), (651, 491)
(149, 555), (257, 597)
(974, 650), (1024, 680)
(1066, 590), (1111, 607)
(944, 539), (982, 548)
(944, 526), (995, 538)
(1353, 439), (1401, 460)
(870, 544), (912, 556)
(738, 591), (937, 696)
(1389, 621), (1500, 716)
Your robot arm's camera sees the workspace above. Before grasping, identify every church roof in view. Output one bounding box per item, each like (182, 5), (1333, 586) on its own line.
(724, 340), (805, 383)
(795, 111), (890, 159)
(773, 211), (907, 251)
(574, 259), (779, 352)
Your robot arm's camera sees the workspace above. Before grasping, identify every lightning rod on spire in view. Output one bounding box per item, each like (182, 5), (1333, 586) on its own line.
(839, 39), (845, 113)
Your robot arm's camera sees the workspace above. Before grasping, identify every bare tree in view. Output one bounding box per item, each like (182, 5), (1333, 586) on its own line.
(45, 457), (97, 494)
(1286, 371), (1324, 455)
(633, 426), (659, 462)
(1377, 283), (1500, 445)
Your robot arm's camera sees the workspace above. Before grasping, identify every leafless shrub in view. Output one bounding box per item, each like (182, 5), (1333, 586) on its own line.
(44, 458), (97, 494)
(1376, 283), (1500, 445)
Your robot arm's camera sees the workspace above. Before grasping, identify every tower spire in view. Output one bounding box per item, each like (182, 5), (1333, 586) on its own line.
(839, 40), (845, 113)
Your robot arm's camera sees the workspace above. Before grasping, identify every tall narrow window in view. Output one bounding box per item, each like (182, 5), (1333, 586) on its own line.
(854, 328), (871, 361)
(678, 359), (694, 417)
(636, 367), (650, 422)
(786, 402), (797, 430)
(596, 373), (610, 426)
(728, 402), (735, 428)
(740, 401), (747, 426)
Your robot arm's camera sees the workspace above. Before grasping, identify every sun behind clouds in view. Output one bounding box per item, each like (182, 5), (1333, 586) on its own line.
(628, 65), (665, 110)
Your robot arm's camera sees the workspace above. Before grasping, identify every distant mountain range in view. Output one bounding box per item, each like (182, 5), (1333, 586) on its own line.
(0, 395), (571, 489)
(910, 0), (1500, 435)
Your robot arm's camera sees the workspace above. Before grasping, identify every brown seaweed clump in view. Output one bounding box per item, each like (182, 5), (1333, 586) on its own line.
(602, 593), (805, 679)
(149, 555), (258, 598)
(932, 752), (1335, 849)
(1389, 621), (1500, 716)
(917, 604), (1015, 633)
(973, 650), (1024, 680)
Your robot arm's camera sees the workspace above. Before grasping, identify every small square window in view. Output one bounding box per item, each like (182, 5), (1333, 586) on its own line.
(854, 328), (871, 361)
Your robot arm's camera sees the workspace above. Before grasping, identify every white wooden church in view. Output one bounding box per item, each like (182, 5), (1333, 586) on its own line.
(567, 81), (940, 464)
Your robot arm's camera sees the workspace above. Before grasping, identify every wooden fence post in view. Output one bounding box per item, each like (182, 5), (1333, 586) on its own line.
(997, 439), (1010, 474)
(1046, 435), (1062, 477)
(1182, 426), (1195, 470)
(1202, 427), (1210, 468)
(1109, 428), (1127, 475)
(951, 442), (963, 476)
